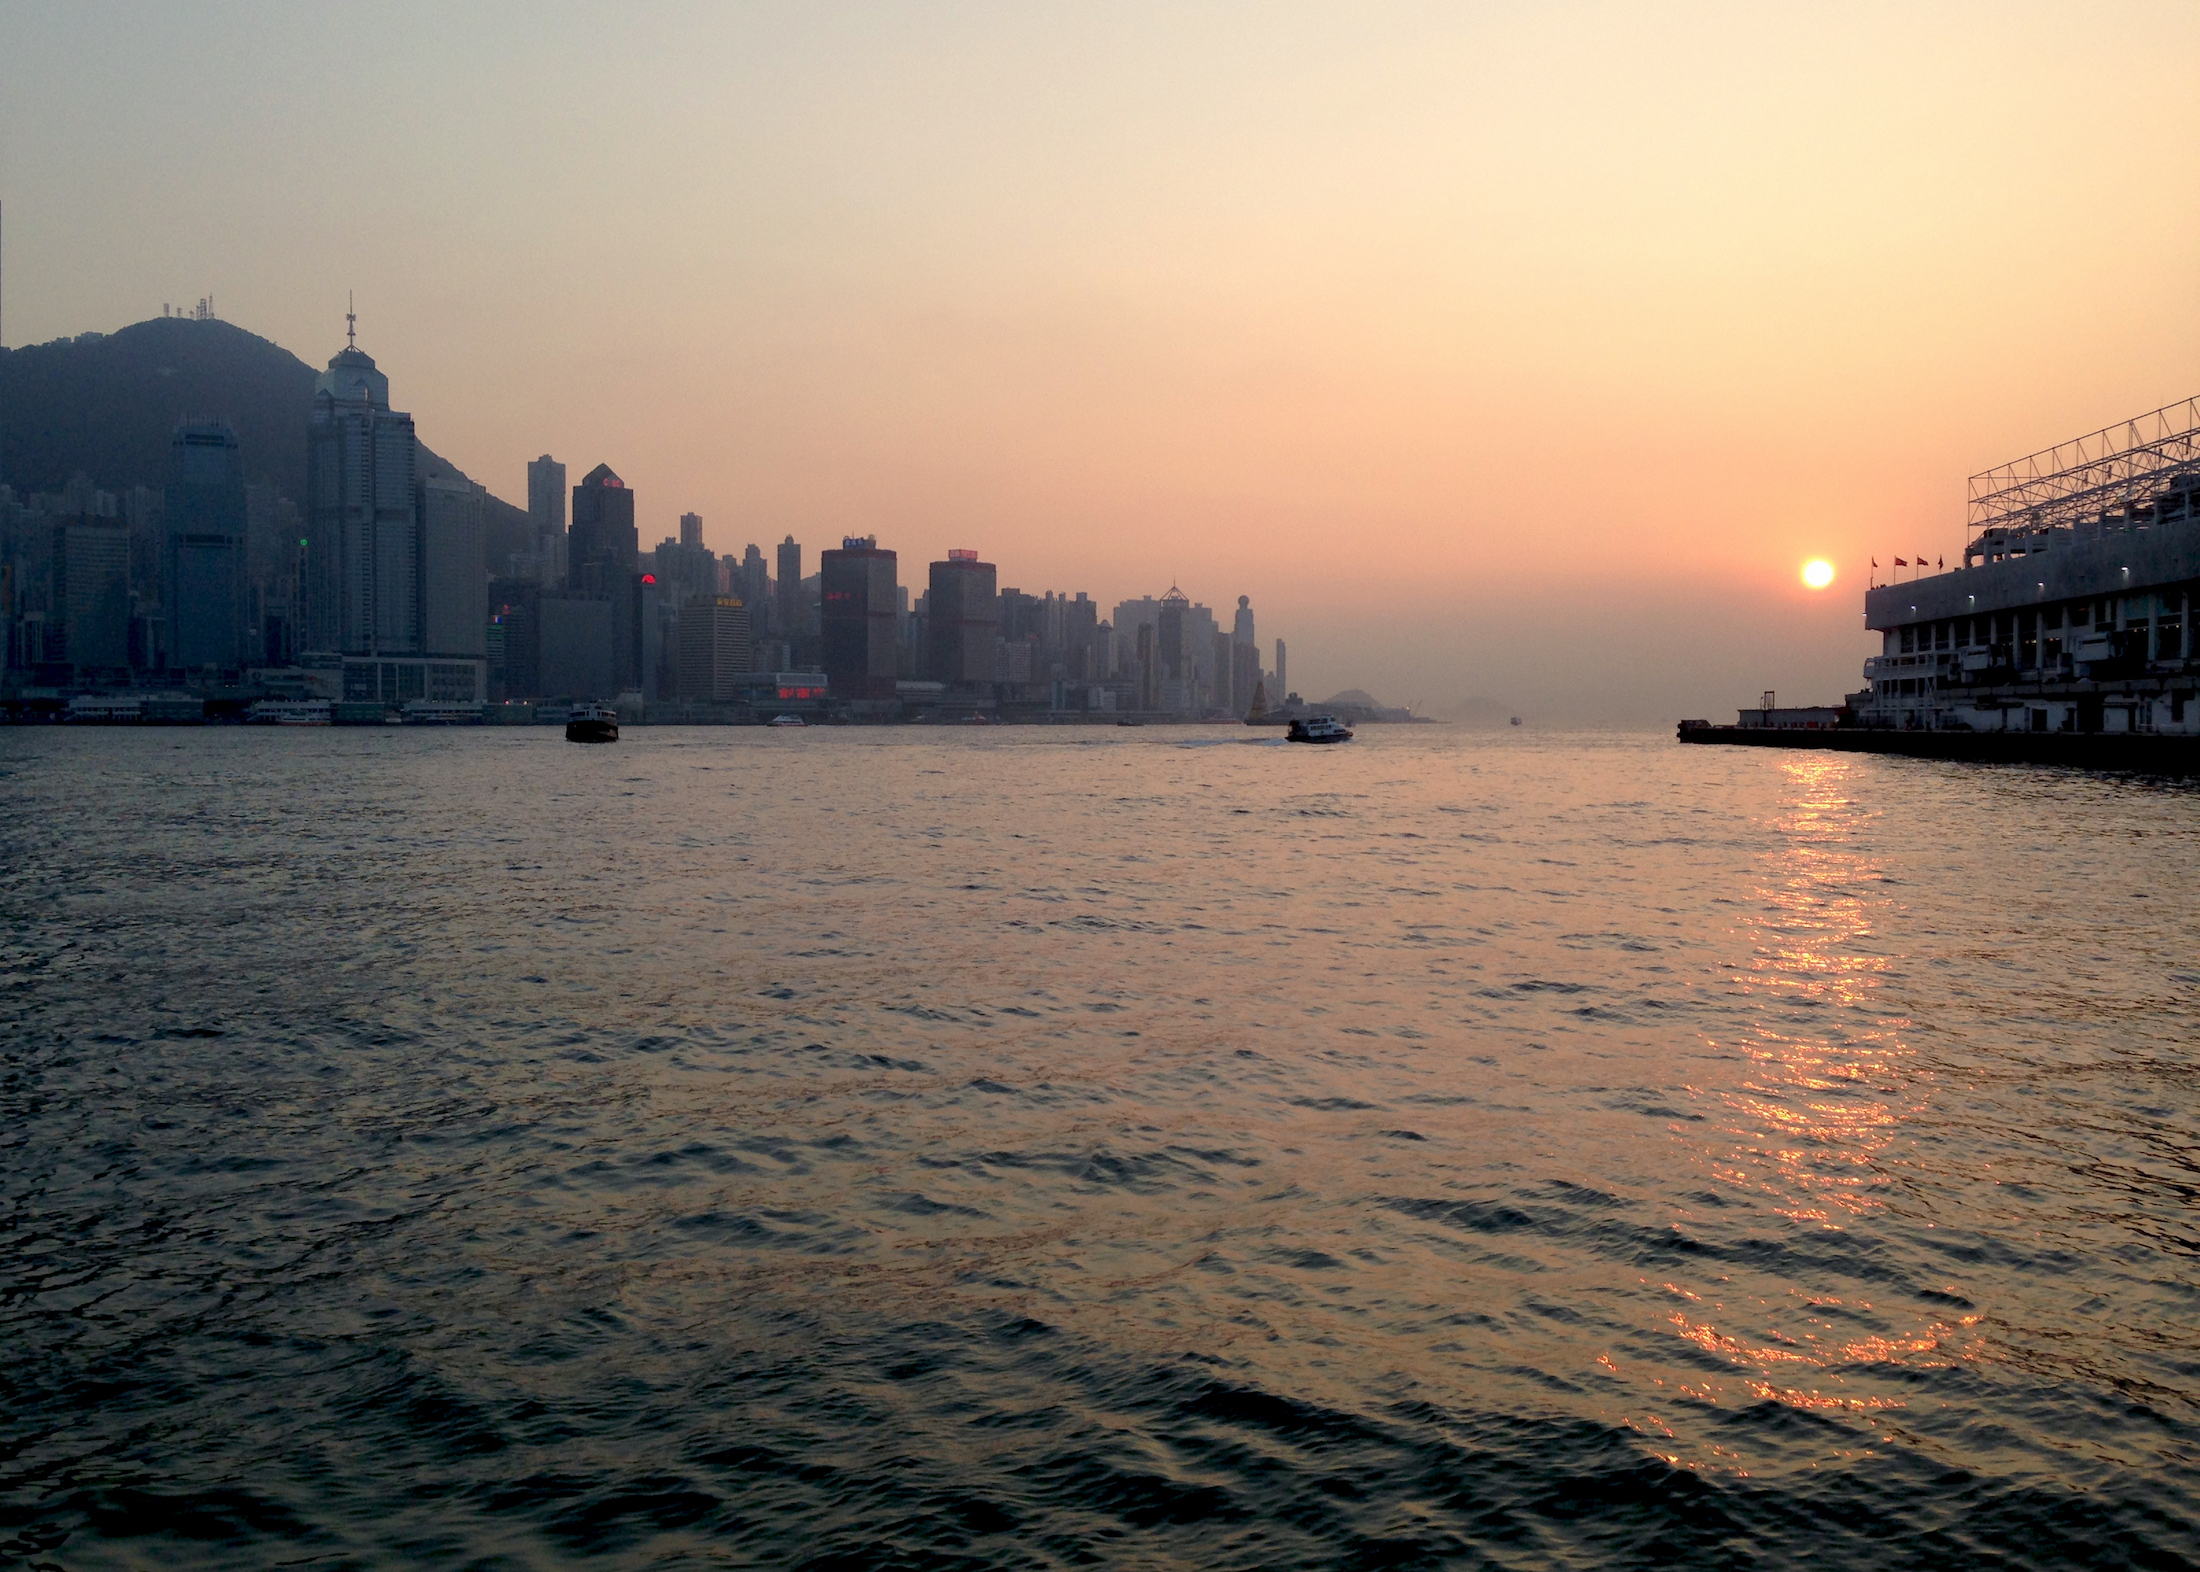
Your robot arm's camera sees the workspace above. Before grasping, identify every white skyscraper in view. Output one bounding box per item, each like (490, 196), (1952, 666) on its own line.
(305, 313), (419, 655)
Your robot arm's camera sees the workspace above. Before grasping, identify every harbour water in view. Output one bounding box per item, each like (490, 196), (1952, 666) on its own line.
(3, 727), (2196, 1568)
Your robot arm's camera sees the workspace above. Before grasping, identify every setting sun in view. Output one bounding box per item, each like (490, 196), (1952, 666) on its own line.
(1801, 559), (1836, 590)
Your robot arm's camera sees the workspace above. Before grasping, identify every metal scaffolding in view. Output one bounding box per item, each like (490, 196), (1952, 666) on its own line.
(1968, 395), (2200, 541)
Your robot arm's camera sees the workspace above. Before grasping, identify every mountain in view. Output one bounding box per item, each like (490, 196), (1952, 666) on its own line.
(0, 316), (499, 511)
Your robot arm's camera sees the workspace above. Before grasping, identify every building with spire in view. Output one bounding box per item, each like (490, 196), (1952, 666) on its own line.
(304, 304), (419, 658)
(302, 305), (485, 705)
(1230, 594), (1260, 719)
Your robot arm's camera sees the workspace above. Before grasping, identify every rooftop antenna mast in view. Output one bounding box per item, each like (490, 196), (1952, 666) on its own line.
(346, 290), (357, 349)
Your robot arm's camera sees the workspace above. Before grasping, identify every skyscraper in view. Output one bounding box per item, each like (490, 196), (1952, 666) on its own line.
(305, 323), (419, 654)
(678, 597), (752, 701)
(926, 550), (998, 684)
(680, 511), (703, 549)
(568, 464), (637, 597)
(1231, 595), (1260, 718)
(56, 517), (131, 672)
(164, 420), (247, 670)
(741, 543), (769, 618)
(820, 535), (898, 700)
(1157, 586), (1190, 714)
(527, 456), (566, 583)
(420, 476), (487, 656)
(528, 456), (566, 539)
(775, 535), (801, 636)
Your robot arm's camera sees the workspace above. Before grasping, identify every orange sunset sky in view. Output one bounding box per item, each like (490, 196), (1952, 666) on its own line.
(4, 2), (2197, 719)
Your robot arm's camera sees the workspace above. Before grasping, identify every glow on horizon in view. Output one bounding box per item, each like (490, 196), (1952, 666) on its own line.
(2, 3), (2198, 719)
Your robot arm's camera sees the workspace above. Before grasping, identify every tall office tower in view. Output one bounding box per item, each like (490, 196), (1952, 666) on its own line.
(680, 511), (703, 549)
(528, 456), (566, 543)
(1063, 592), (1098, 680)
(420, 476), (488, 656)
(775, 535), (802, 634)
(568, 464), (637, 597)
(164, 420), (247, 670)
(740, 544), (769, 620)
(306, 324), (420, 654)
(489, 581), (540, 700)
(1275, 638), (1287, 697)
(926, 550), (998, 684)
(55, 517), (132, 672)
(678, 597), (752, 701)
(1231, 597), (1260, 717)
(820, 535), (898, 699)
(1156, 586), (1191, 712)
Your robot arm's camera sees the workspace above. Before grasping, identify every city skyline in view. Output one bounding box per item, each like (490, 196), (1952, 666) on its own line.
(5, 5), (2200, 718)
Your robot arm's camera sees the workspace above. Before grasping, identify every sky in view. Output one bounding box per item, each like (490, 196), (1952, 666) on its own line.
(4, 1), (2197, 720)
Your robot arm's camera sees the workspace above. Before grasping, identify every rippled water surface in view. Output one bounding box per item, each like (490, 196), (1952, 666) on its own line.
(4, 726), (2198, 1569)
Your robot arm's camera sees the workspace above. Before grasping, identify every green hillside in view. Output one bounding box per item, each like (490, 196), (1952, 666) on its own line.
(0, 316), (509, 516)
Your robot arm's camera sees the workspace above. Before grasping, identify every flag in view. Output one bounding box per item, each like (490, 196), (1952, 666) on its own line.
(1894, 558), (1907, 567)
(1871, 557), (1878, 568)
(1937, 556), (1944, 569)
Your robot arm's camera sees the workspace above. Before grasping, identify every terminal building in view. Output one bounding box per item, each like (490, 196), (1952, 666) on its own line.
(1859, 396), (2199, 736)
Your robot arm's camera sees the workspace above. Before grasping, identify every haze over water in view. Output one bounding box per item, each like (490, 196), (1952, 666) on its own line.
(4, 728), (2197, 1567)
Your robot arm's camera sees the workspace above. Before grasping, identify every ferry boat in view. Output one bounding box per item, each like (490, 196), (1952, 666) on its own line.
(401, 700), (484, 725)
(1286, 714), (1354, 744)
(248, 699), (332, 726)
(566, 702), (618, 743)
(1683, 393), (2200, 768)
(769, 713), (807, 727)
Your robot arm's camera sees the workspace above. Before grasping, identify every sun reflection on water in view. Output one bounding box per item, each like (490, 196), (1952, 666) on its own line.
(1629, 756), (1971, 1453)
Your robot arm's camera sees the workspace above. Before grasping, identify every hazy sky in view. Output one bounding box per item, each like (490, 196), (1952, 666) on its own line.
(5, 2), (2197, 718)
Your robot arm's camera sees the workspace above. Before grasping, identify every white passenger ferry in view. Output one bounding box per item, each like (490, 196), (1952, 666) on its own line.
(248, 699), (332, 726)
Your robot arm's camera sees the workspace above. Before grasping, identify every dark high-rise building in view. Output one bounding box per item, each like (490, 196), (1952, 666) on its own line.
(420, 476), (487, 657)
(488, 579), (539, 700)
(1157, 586), (1190, 712)
(820, 534), (898, 700)
(1064, 592), (1098, 681)
(680, 511), (703, 550)
(528, 456), (566, 539)
(56, 517), (132, 672)
(527, 456), (566, 583)
(1231, 594), (1261, 718)
(926, 549), (998, 684)
(740, 543), (769, 622)
(164, 420), (247, 670)
(568, 464), (637, 597)
(678, 597), (752, 701)
(305, 324), (419, 654)
(775, 535), (801, 636)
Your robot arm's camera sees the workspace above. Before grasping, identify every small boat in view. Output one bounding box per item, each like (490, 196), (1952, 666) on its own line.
(1286, 714), (1353, 744)
(1510, 716), (1522, 727)
(769, 713), (807, 727)
(566, 702), (618, 743)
